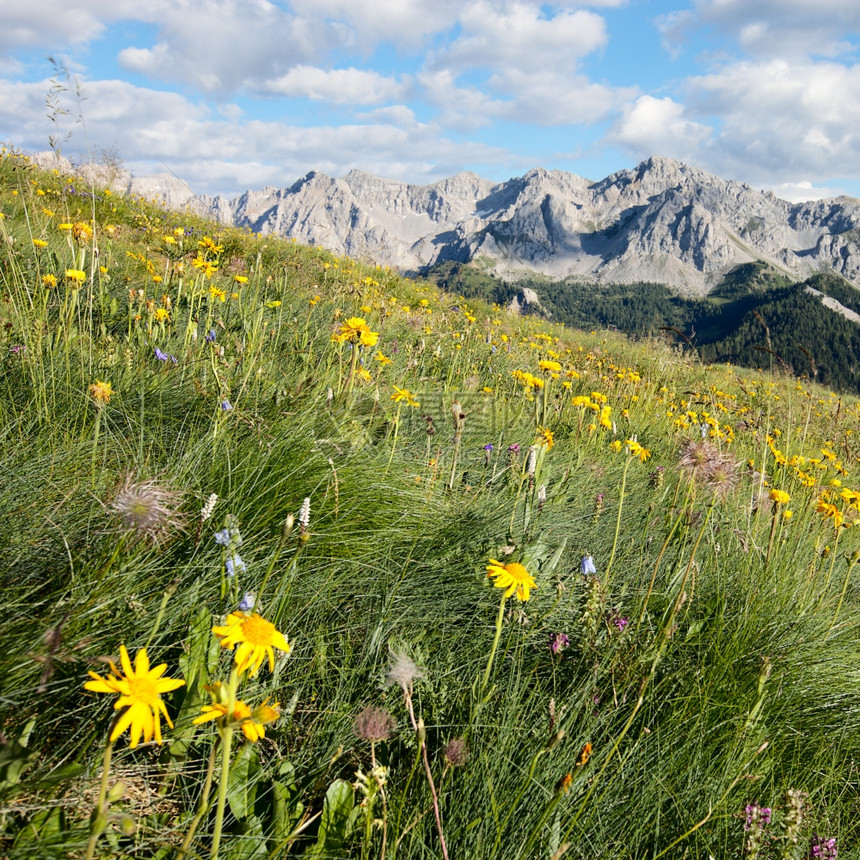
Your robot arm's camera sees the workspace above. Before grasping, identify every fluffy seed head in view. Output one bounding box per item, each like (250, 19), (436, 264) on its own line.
(443, 738), (470, 767)
(354, 705), (395, 743)
(384, 653), (425, 694)
(111, 477), (183, 543)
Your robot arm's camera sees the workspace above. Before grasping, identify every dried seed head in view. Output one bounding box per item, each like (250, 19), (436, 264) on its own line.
(443, 738), (470, 767)
(354, 706), (396, 743)
(111, 477), (183, 543)
(384, 652), (425, 694)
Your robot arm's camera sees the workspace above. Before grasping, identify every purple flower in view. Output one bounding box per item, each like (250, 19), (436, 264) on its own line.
(549, 632), (570, 655)
(205, 329), (217, 343)
(221, 400), (233, 411)
(581, 555), (596, 576)
(155, 347), (169, 361)
(483, 444), (494, 451)
(239, 591), (256, 611)
(9, 344), (24, 354)
(810, 836), (838, 859)
(508, 443), (521, 454)
(611, 613), (629, 632)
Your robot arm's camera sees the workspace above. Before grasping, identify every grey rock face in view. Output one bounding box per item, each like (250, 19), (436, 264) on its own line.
(188, 155), (859, 295)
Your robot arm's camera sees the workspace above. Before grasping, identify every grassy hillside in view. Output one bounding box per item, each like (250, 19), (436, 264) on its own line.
(429, 261), (860, 394)
(2, 147), (860, 859)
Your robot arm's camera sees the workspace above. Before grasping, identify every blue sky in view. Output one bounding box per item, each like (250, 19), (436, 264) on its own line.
(1, 0), (859, 201)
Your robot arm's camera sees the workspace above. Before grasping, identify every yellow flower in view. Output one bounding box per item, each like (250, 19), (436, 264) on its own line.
(375, 351), (392, 365)
(391, 386), (420, 407)
(233, 275), (248, 284)
(609, 440), (622, 453)
(89, 380), (114, 406)
(539, 359), (562, 373)
(816, 498), (844, 529)
(84, 645), (185, 748)
(333, 316), (379, 347)
(198, 236), (224, 254)
(208, 285), (227, 302)
(537, 426), (554, 450)
(65, 269), (86, 285)
(770, 489), (790, 505)
(192, 256), (218, 277)
(42, 274), (57, 287)
(154, 307), (170, 322)
(192, 684), (280, 742)
(212, 612), (291, 677)
(32, 239), (48, 248)
(625, 439), (651, 462)
(266, 300), (282, 308)
(486, 559), (537, 602)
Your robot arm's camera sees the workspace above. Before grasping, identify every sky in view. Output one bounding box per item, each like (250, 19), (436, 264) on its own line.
(1, 0), (859, 202)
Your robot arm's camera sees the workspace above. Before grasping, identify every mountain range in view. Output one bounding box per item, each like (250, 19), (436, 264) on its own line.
(93, 155), (860, 298)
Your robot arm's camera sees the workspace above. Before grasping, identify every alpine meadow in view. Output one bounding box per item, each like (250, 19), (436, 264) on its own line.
(2, 145), (860, 860)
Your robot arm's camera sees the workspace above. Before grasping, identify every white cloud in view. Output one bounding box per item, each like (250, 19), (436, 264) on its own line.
(116, 0), (339, 93)
(659, 0), (860, 60)
(685, 59), (860, 182)
(0, 0), (148, 56)
(441, 1), (608, 73)
(766, 180), (851, 203)
(0, 76), (511, 195)
(260, 66), (408, 105)
(419, 2), (627, 128)
(607, 95), (713, 161)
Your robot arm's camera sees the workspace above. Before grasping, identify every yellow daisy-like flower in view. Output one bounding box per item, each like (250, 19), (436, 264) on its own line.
(42, 274), (58, 287)
(208, 285), (227, 302)
(33, 239), (48, 248)
(65, 269), (86, 285)
(770, 489), (790, 505)
(486, 559), (537, 602)
(538, 359), (562, 373)
(89, 379), (114, 406)
(84, 645), (185, 748)
(154, 307), (170, 322)
(391, 386), (420, 407)
(212, 612), (291, 676)
(193, 684), (280, 742)
(537, 426), (554, 450)
(816, 498), (844, 529)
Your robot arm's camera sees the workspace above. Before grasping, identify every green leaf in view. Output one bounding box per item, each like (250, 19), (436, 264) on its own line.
(227, 743), (261, 821)
(306, 779), (355, 856)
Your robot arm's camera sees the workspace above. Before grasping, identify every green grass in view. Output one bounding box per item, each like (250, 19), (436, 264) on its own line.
(1, 146), (859, 859)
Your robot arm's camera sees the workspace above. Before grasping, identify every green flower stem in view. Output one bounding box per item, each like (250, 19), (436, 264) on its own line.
(211, 666), (239, 860)
(516, 789), (565, 860)
(827, 553), (858, 639)
(176, 740), (218, 860)
(256, 519), (294, 607)
(143, 583), (175, 651)
(480, 594), (507, 696)
(90, 407), (103, 485)
(604, 455), (632, 587)
(387, 402), (403, 470)
(84, 738), (113, 860)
